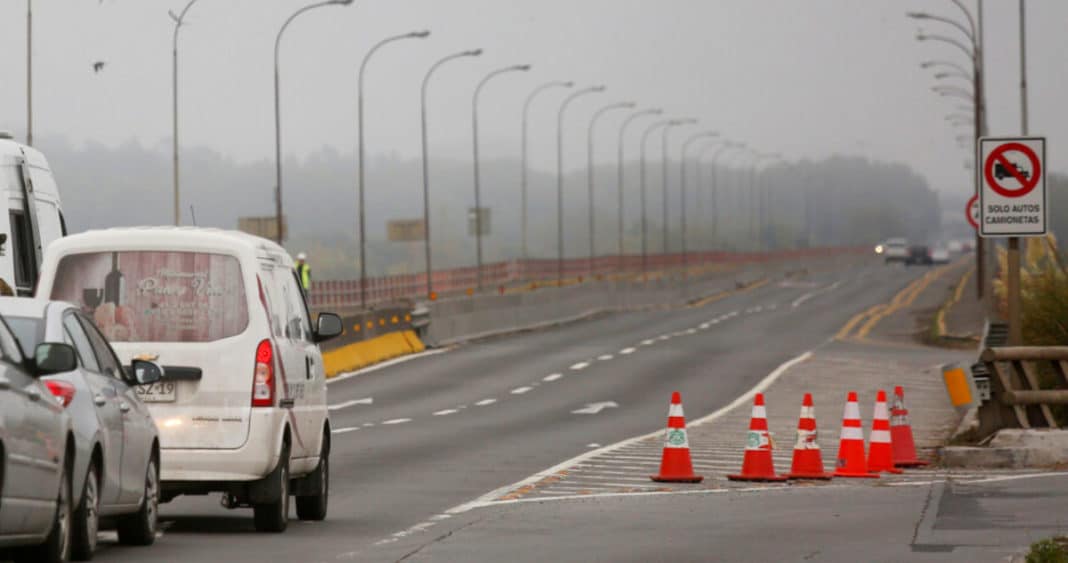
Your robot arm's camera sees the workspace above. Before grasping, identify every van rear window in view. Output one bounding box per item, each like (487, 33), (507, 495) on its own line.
(50, 251), (248, 343)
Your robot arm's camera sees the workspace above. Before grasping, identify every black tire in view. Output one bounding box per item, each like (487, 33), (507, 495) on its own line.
(16, 461), (72, 563)
(253, 445), (289, 533)
(70, 462), (100, 561)
(116, 455), (159, 546)
(295, 448), (328, 521)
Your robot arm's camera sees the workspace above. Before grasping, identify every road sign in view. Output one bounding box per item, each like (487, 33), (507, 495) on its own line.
(238, 216), (286, 241)
(467, 207), (491, 236)
(966, 194), (979, 230)
(978, 136), (1046, 237)
(387, 219), (425, 242)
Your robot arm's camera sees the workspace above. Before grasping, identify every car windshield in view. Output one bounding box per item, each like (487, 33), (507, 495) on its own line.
(6, 315), (43, 355)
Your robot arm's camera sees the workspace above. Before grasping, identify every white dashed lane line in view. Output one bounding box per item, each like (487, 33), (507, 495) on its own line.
(620, 347), (636, 355)
(543, 373), (563, 382)
(475, 399), (498, 406)
(381, 418), (412, 425)
(641, 339), (656, 346)
(570, 362), (590, 370)
(332, 427), (360, 434)
(511, 386), (533, 395)
(597, 355), (614, 361)
(433, 409), (459, 416)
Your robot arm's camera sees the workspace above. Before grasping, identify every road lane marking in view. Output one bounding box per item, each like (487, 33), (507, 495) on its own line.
(381, 418), (412, 425)
(332, 427), (360, 434)
(587, 443), (601, 448)
(433, 409), (459, 416)
(543, 373), (563, 382)
(657, 335), (670, 341)
(572, 401), (619, 414)
(362, 422), (375, 427)
(640, 339), (656, 346)
(684, 328), (697, 335)
(328, 347), (450, 384)
(475, 399), (497, 406)
(619, 347), (636, 355)
(570, 362), (590, 370)
(511, 386), (533, 394)
(598, 354), (614, 361)
(699, 323), (710, 329)
(791, 280), (843, 309)
(328, 397), (373, 411)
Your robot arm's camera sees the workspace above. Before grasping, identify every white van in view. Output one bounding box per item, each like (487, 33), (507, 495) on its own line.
(35, 227), (343, 533)
(0, 133), (67, 296)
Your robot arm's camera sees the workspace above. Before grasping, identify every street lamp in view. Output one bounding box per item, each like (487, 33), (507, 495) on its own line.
(586, 101), (635, 273)
(616, 108), (662, 261)
(521, 80), (573, 260)
(933, 71), (971, 83)
(920, 60), (972, 79)
(420, 48), (482, 298)
(698, 141), (742, 249)
(273, 0), (355, 245)
(555, 85), (605, 285)
(472, 64), (531, 291)
(638, 119), (675, 278)
(170, 0), (202, 226)
(26, 0), (32, 146)
(661, 118), (697, 254)
(356, 30), (429, 309)
(748, 152), (781, 250)
(678, 131), (718, 272)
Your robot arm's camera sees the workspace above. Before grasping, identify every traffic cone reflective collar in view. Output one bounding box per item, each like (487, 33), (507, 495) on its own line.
(650, 391), (703, 483)
(890, 386), (930, 468)
(833, 391), (879, 479)
(728, 393), (787, 482)
(788, 393), (832, 480)
(867, 390), (903, 474)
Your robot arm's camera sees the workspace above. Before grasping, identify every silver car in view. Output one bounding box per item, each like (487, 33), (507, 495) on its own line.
(1, 299), (164, 561)
(0, 313), (76, 563)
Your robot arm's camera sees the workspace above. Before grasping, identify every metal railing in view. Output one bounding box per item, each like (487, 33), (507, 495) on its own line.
(976, 345), (1068, 438)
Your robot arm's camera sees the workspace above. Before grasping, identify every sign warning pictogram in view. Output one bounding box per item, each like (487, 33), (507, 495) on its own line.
(966, 194), (979, 230)
(978, 137), (1046, 237)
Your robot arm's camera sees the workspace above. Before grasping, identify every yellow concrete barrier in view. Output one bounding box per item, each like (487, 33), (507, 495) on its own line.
(322, 330), (426, 378)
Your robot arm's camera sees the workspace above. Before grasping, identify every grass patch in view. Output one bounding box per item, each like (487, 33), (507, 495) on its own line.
(1027, 537), (1068, 563)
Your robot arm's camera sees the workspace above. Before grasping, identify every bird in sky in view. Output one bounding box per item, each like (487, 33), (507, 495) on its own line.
(92, 61), (106, 73)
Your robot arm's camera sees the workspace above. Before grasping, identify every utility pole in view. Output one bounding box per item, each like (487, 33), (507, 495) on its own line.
(1007, 0), (1027, 345)
(26, 0), (32, 146)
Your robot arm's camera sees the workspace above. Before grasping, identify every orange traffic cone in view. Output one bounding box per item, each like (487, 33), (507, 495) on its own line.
(788, 393), (832, 480)
(867, 390), (903, 474)
(891, 386), (930, 468)
(728, 393), (787, 482)
(833, 391), (879, 479)
(650, 391), (703, 483)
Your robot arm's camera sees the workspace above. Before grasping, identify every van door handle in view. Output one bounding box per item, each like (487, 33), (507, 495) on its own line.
(27, 388), (41, 401)
(93, 394), (107, 407)
(305, 357), (312, 380)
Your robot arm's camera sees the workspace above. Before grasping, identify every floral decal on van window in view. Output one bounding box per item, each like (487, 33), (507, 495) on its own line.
(51, 251), (249, 342)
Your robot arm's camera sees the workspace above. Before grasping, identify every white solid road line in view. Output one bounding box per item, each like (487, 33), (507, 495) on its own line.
(328, 347), (450, 385)
(511, 386), (534, 394)
(433, 409), (459, 416)
(570, 361), (590, 370)
(381, 418), (412, 425)
(332, 427), (360, 434)
(598, 354), (614, 361)
(791, 280), (843, 309)
(475, 398), (497, 406)
(619, 347), (636, 355)
(327, 397), (374, 411)
(543, 373), (564, 382)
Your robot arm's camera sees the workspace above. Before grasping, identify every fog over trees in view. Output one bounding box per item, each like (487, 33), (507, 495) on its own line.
(40, 135), (944, 279)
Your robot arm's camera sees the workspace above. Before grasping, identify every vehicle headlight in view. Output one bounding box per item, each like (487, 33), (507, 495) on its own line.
(875, 245), (884, 254)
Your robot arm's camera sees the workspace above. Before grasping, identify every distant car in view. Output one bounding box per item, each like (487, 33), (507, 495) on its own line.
(882, 238), (909, 264)
(0, 313), (76, 563)
(905, 245), (933, 266)
(947, 240), (964, 254)
(931, 246), (951, 264)
(2, 298), (165, 560)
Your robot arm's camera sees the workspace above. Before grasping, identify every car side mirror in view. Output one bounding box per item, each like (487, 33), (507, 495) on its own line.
(314, 312), (343, 343)
(131, 360), (164, 386)
(34, 343), (78, 376)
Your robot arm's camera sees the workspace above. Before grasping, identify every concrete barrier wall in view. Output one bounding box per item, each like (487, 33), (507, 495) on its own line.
(318, 306), (425, 377)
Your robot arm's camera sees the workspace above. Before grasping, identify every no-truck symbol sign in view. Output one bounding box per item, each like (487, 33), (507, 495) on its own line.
(966, 194), (978, 230)
(978, 137), (1047, 237)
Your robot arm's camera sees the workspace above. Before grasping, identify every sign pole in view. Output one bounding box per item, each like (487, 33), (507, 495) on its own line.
(1007, 0), (1028, 345)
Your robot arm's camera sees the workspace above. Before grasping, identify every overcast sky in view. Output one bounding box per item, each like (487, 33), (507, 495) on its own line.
(0, 0), (1064, 200)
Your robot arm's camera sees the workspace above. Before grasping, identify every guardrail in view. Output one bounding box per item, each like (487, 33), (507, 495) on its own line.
(307, 246), (869, 311)
(976, 346), (1068, 438)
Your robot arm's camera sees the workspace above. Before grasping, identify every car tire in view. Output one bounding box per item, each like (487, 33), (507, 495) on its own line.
(295, 444), (329, 522)
(116, 454), (159, 546)
(16, 461), (72, 563)
(253, 444), (289, 533)
(70, 462), (100, 561)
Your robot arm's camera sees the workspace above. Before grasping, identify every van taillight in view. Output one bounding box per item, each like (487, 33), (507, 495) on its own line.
(252, 339), (274, 407)
(45, 380), (76, 408)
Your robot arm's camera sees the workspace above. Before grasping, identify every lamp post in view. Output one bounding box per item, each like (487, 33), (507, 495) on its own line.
(170, 0), (202, 227)
(472, 64), (531, 291)
(273, 0), (355, 245)
(521, 81), (573, 260)
(586, 101), (635, 273)
(420, 49), (482, 298)
(699, 141), (742, 249)
(616, 108), (662, 263)
(356, 30), (429, 309)
(555, 85), (605, 285)
(638, 119), (675, 279)
(678, 131), (718, 273)
(661, 118), (696, 254)
(26, 0), (31, 146)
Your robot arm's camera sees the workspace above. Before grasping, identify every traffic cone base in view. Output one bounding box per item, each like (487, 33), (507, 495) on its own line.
(728, 393), (787, 482)
(650, 392), (704, 483)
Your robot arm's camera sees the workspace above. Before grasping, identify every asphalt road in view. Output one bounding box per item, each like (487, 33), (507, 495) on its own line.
(89, 256), (930, 563)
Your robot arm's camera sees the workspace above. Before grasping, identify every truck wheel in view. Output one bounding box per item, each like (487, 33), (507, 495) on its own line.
(253, 445), (289, 533)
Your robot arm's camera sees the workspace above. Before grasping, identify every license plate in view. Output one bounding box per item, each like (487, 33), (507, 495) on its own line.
(137, 382), (177, 403)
